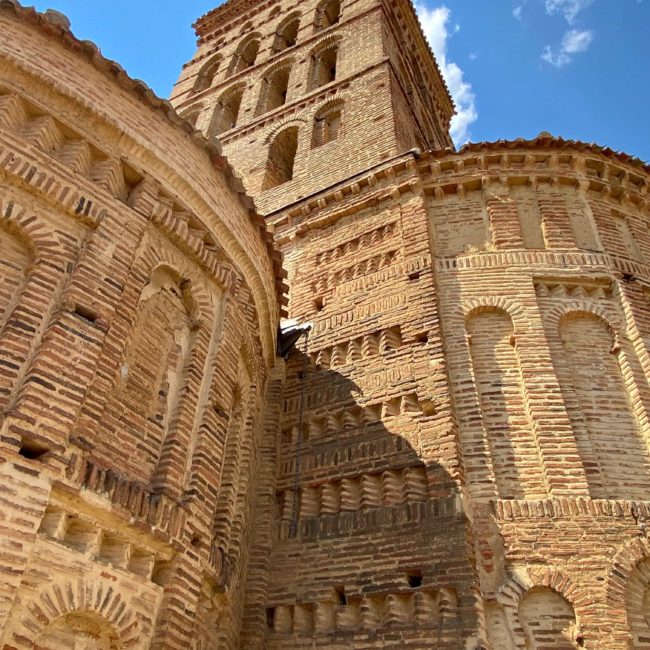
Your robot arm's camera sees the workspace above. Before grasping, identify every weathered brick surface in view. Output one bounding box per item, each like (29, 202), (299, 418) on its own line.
(0, 4), (280, 650)
(0, 0), (649, 648)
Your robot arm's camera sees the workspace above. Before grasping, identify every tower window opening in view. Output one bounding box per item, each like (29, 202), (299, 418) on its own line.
(229, 36), (261, 76)
(263, 127), (299, 190)
(313, 103), (343, 148)
(273, 16), (300, 53)
(315, 0), (341, 31)
(211, 86), (245, 135)
(309, 45), (338, 91)
(257, 66), (291, 116)
(335, 586), (347, 606)
(192, 55), (222, 94)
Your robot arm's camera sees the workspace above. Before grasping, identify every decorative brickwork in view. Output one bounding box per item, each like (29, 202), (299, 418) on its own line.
(0, 0), (649, 648)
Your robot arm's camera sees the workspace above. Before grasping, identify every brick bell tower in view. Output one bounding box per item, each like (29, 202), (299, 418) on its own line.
(173, 1), (482, 648)
(171, 0), (454, 215)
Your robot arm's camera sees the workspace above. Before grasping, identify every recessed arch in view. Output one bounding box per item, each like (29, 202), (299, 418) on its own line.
(262, 126), (299, 190)
(273, 12), (301, 53)
(312, 99), (344, 147)
(256, 60), (293, 116)
(0, 222), (32, 333)
(308, 39), (339, 91)
(192, 54), (223, 94)
(179, 104), (203, 128)
(551, 309), (650, 499)
(314, 0), (341, 32)
(209, 83), (246, 136)
(465, 306), (545, 499)
(519, 587), (579, 649)
(228, 33), (262, 77)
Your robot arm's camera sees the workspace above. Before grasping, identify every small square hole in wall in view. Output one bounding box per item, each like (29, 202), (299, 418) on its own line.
(19, 437), (50, 461)
(408, 570), (423, 588)
(335, 586), (347, 606)
(266, 607), (276, 630)
(314, 297), (325, 312)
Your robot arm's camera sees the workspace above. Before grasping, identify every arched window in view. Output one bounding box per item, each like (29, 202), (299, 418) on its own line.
(257, 65), (291, 116)
(308, 43), (338, 90)
(228, 35), (261, 77)
(312, 101), (343, 147)
(192, 55), (222, 94)
(315, 0), (341, 31)
(263, 127), (299, 190)
(210, 85), (245, 135)
(518, 587), (578, 649)
(273, 14), (301, 53)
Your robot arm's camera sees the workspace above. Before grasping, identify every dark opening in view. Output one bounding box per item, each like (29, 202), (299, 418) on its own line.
(335, 586), (347, 606)
(408, 571), (423, 588)
(266, 607), (276, 629)
(229, 37), (261, 76)
(74, 304), (99, 324)
(258, 67), (291, 115)
(19, 438), (50, 461)
(313, 106), (343, 148)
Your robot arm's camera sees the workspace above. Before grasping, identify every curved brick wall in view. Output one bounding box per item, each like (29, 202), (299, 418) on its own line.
(0, 4), (282, 649)
(421, 139), (650, 648)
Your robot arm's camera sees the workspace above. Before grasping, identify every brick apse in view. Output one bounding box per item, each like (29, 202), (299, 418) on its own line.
(0, 0), (649, 649)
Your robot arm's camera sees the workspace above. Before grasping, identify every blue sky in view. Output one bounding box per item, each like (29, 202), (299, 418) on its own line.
(31, 0), (649, 161)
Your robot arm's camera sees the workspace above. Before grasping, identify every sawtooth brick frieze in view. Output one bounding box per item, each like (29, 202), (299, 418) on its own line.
(0, 0), (648, 648)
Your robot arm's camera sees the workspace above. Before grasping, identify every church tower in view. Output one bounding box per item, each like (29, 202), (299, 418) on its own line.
(173, 2), (483, 648)
(171, 0), (454, 214)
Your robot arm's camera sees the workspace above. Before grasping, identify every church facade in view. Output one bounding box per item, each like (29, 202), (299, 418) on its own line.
(0, 0), (648, 648)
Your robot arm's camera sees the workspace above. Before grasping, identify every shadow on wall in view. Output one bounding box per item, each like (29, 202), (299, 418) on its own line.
(267, 347), (471, 643)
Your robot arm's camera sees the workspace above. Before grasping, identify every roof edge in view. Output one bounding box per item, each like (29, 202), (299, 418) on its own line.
(0, 0), (287, 316)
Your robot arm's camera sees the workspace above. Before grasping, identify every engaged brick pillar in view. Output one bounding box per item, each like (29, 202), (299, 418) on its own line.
(537, 187), (576, 248)
(0, 457), (51, 639)
(484, 182), (525, 250)
(240, 366), (285, 649)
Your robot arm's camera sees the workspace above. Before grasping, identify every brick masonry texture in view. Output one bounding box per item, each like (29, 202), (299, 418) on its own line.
(0, 0), (650, 648)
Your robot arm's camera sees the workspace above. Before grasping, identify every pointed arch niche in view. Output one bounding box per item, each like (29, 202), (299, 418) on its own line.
(104, 265), (198, 483)
(466, 307), (545, 500)
(0, 223), (32, 332)
(552, 311), (650, 500)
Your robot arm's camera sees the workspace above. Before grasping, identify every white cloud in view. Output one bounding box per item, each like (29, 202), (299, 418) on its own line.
(513, 5), (524, 19)
(544, 0), (593, 23)
(542, 28), (594, 66)
(416, 4), (478, 146)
